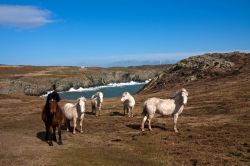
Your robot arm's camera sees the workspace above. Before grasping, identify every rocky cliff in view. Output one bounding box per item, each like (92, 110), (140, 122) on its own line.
(139, 52), (250, 93)
(0, 65), (170, 96)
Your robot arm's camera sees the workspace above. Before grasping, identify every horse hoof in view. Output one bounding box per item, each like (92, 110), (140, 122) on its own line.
(141, 128), (145, 132)
(80, 131), (83, 133)
(174, 128), (179, 133)
(58, 141), (63, 145)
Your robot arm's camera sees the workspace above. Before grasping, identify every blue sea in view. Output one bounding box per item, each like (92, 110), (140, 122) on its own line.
(53, 81), (148, 100)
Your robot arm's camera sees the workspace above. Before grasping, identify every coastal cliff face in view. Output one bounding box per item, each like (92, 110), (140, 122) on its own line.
(0, 65), (170, 96)
(139, 52), (250, 93)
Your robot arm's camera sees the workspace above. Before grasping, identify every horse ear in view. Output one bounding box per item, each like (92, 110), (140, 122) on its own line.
(82, 97), (87, 101)
(182, 88), (188, 96)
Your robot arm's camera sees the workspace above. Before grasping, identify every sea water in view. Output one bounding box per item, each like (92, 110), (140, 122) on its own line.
(48, 81), (148, 100)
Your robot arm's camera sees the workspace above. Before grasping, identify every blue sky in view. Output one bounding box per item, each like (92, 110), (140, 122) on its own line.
(0, 0), (250, 67)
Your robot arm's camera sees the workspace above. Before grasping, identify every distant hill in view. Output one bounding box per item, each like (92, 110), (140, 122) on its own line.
(107, 59), (176, 67)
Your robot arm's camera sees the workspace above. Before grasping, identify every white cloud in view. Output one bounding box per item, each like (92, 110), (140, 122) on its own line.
(0, 5), (54, 28)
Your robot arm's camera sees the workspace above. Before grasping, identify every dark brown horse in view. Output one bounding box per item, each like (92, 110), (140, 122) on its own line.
(42, 99), (63, 146)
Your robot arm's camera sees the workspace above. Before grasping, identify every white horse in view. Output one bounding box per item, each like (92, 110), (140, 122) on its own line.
(121, 92), (135, 117)
(63, 97), (87, 134)
(91, 92), (104, 116)
(141, 88), (188, 132)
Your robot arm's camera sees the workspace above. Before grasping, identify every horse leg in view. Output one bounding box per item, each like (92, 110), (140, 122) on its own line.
(97, 106), (101, 117)
(80, 118), (83, 133)
(148, 115), (153, 131)
(66, 119), (70, 132)
(94, 105), (98, 117)
(53, 126), (57, 142)
(141, 115), (147, 131)
(123, 106), (126, 116)
(131, 107), (134, 118)
(173, 114), (179, 133)
(58, 124), (63, 145)
(73, 117), (77, 134)
(45, 124), (49, 141)
(98, 108), (100, 117)
(128, 107), (131, 117)
(48, 126), (53, 146)
(100, 103), (102, 116)
(92, 104), (96, 115)
(95, 108), (98, 117)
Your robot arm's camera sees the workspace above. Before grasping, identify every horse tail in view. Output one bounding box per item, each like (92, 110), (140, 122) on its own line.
(91, 102), (96, 112)
(141, 102), (148, 116)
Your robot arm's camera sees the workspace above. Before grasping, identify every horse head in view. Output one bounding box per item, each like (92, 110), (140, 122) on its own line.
(77, 97), (86, 113)
(170, 88), (188, 105)
(180, 88), (188, 105)
(121, 92), (130, 102)
(49, 99), (57, 114)
(97, 92), (103, 103)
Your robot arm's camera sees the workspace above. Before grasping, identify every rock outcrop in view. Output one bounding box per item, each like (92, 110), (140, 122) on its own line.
(139, 52), (250, 93)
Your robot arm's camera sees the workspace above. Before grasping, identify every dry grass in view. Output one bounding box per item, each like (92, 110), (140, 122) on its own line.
(0, 70), (250, 165)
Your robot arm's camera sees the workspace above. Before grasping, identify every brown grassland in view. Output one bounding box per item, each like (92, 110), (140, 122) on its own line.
(0, 64), (250, 165)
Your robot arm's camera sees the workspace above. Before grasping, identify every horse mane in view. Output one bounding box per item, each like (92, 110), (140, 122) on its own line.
(169, 89), (181, 99)
(92, 92), (103, 103)
(170, 88), (188, 98)
(78, 96), (87, 102)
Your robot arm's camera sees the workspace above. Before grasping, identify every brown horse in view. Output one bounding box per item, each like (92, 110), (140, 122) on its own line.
(42, 99), (63, 146)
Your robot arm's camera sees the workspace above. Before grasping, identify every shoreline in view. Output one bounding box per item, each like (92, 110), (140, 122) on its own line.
(41, 80), (150, 98)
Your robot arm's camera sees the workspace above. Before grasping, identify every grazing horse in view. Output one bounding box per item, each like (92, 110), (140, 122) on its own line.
(141, 88), (188, 133)
(63, 97), (87, 134)
(42, 99), (63, 146)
